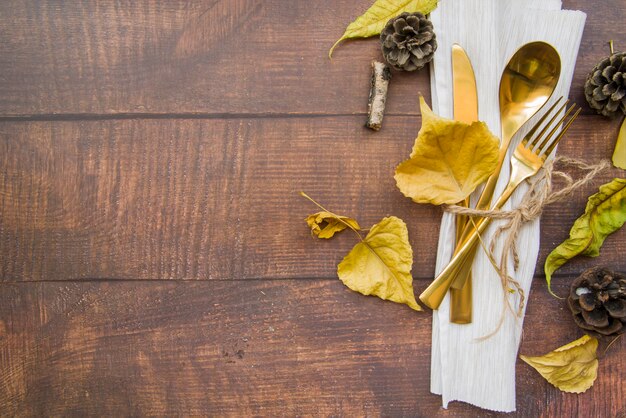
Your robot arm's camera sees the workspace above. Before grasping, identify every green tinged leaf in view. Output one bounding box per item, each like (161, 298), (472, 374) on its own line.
(613, 117), (626, 169)
(543, 214), (593, 293)
(338, 216), (421, 310)
(520, 335), (598, 394)
(329, 0), (439, 58)
(545, 178), (626, 292)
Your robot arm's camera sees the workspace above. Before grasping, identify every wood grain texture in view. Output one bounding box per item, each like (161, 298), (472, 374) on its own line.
(0, 0), (622, 116)
(0, 0), (624, 415)
(0, 279), (623, 417)
(0, 115), (624, 282)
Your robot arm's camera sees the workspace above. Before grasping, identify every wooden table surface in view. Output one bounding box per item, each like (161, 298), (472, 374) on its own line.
(1, 1), (625, 416)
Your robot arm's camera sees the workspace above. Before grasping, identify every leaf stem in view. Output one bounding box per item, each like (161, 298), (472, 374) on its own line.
(603, 334), (622, 355)
(299, 192), (365, 241)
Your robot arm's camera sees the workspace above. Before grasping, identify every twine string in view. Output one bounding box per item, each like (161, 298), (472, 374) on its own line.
(442, 156), (611, 323)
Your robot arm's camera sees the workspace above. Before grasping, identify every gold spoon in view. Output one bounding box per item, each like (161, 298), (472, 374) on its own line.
(420, 42), (561, 310)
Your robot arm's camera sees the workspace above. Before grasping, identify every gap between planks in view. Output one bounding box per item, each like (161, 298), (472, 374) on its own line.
(0, 109), (600, 122)
(0, 112), (420, 122)
(0, 275), (574, 285)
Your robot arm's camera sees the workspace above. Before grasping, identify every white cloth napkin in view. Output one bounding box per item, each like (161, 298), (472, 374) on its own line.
(428, 0), (586, 412)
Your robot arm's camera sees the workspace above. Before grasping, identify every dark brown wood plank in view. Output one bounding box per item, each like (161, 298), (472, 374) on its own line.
(0, 279), (623, 417)
(0, 0), (622, 116)
(1, 115), (624, 282)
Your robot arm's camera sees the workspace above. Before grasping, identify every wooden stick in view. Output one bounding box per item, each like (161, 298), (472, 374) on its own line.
(366, 61), (391, 131)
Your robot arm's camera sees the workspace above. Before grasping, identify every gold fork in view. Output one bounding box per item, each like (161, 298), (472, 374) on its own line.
(419, 98), (581, 310)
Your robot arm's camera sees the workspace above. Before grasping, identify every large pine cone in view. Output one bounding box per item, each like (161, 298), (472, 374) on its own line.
(568, 267), (626, 337)
(584, 51), (626, 117)
(380, 12), (437, 72)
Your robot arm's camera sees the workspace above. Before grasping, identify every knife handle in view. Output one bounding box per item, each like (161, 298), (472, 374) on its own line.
(450, 197), (472, 323)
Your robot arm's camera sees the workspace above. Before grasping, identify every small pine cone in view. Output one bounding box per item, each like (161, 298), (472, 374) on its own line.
(584, 51), (626, 117)
(568, 266), (626, 337)
(380, 12), (437, 72)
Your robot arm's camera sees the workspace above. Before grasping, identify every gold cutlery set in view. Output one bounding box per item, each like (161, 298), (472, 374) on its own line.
(420, 42), (580, 322)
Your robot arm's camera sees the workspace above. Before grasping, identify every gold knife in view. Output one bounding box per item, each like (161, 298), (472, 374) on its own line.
(450, 44), (478, 324)
(420, 44), (478, 323)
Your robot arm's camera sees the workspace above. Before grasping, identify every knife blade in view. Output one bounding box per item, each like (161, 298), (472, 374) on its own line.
(452, 44), (478, 124)
(450, 44), (478, 324)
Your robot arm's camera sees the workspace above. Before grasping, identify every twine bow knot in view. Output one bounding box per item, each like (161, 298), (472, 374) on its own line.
(443, 156), (611, 321)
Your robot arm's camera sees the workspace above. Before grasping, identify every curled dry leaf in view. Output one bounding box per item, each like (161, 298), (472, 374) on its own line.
(338, 216), (421, 311)
(306, 211), (360, 239)
(613, 117), (626, 169)
(520, 335), (598, 393)
(329, 0), (439, 58)
(544, 178), (626, 293)
(395, 96), (499, 205)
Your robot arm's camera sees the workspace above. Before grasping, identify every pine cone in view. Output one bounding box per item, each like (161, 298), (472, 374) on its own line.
(380, 12), (437, 72)
(584, 51), (626, 117)
(568, 266), (626, 337)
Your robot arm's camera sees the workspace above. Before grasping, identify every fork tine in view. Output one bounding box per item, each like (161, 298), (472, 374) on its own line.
(528, 99), (569, 149)
(540, 107), (581, 158)
(521, 97), (564, 146)
(535, 104), (577, 155)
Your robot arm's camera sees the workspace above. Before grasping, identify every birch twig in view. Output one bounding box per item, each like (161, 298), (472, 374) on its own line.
(366, 61), (391, 131)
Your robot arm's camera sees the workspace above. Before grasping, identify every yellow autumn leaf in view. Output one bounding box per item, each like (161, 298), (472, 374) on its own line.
(613, 116), (626, 169)
(395, 96), (499, 205)
(329, 0), (439, 58)
(306, 211), (360, 239)
(520, 335), (599, 393)
(338, 216), (421, 310)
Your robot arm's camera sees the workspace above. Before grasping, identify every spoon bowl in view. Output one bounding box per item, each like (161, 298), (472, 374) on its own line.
(499, 41), (561, 145)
